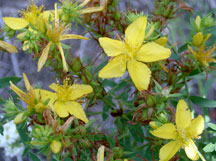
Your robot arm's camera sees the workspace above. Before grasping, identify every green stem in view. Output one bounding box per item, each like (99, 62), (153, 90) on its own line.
(184, 77), (193, 110)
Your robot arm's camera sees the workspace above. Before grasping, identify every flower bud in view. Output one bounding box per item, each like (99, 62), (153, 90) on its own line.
(149, 121), (159, 129)
(155, 37), (168, 47)
(14, 112), (28, 124)
(50, 140), (61, 154)
(195, 16), (202, 31)
(158, 112), (168, 123)
(192, 32), (204, 47)
(71, 57), (82, 72)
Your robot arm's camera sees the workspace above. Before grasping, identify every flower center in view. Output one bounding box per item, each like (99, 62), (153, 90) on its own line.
(55, 79), (73, 102)
(176, 129), (188, 146)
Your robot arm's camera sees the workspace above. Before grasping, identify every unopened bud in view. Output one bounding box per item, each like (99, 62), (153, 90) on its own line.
(50, 140), (61, 154)
(158, 113), (168, 123)
(193, 32), (204, 47)
(195, 16), (202, 31)
(149, 121), (161, 129)
(71, 57), (82, 72)
(155, 37), (168, 47)
(14, 112), (28, 124)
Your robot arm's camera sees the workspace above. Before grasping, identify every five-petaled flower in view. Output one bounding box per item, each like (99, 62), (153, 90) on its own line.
(151, 100), (205, 161)
(37, 3), (89, 72)
(98, 16), (171, 91)
(10, 73), (54, 113)
(189, 33), (216, 67)
(48, 78), (93, 123)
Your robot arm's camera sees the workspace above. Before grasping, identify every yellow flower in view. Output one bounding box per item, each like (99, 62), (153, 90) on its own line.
(98, 16), (171, 91)
(97, 145), (105, 161)
(151, 100), (205, 161)
(37, 3), (89, 72)
(3, 1), (44, 30)
(188, 34), (216, 67)
(10, 73), (55, 113)
(0, 40), (18, 53)
(49, 79), (93, 123)
(50, 140), (61, 154)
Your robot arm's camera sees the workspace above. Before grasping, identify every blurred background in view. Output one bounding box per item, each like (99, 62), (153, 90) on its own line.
(0, 0), (216, 160)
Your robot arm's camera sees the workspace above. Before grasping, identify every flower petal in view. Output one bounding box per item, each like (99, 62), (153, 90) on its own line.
(0, 40), (18, 54)
(66, 101), (88, 123)
(127, 60), (151, 91)
(176, 100), (192, 130)
(69, 84), (93, 100)
(159, 141), (181, 161)
(97, 145), (105, 161)
(79, 6), (104, 14)
(3, 17), (29, 30)
(9, 81), (26, 100)
(99, 37), (128, 57)
(37, 42), (52, 72)
(99, 54), (127, 78)
(60, 34), (89, 40)
(49, 83), (59, 92)
(186, 115), (204, 138)
(54, 101), (69, 118)
(125, 16), (147, 50)
(151, 123), (177, 139)
(22, 73), (31, 91)
(137, 42), (171, 63)
(57, 43), (68, 72)
(184, 139), (199, 161)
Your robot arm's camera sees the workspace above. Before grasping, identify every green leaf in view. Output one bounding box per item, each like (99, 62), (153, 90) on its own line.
(208, 123), (216, 131)
(0, 76), (21, 89)
(128, 123), (144, 143)
(102, 104), (109, 121)
(203, 143), (215, 153)
(190, 96), (216, 108)
(29, 152), (41, 161)
(16, 122), (29, 142)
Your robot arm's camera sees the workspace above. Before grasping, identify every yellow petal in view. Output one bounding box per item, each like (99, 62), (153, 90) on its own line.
(79, 0), (91, 7)
(54, 3), (59, 28)
(184, 139), (199, 160)
(99, 37), (128, 57)
(37, 42), (52, 72)
(137, 42), (171, 63)
(54, 101), (69, 118)
(42, 10), (55, 21)
(0, 40), (18, 53)
(3, 17), (29, 30)
(57, 43), (68, 72)
(79, 6), (104, 14)
(127, 60), (151, 91)
(70, 84), (93, 100)
(159, 141), (181, 161)
(125, 16), (147, 50)
(22, 73), (31, 91)
(22, 41), (29, 51)
(60, 34), (89, 40)
(66, 101), (88, 123)
(49, 83), (59, 92)
(97, 145), (105, 161)
(176, 100), (192, 130)
(99, 54), (127, 78)
(9, 81), (26, 100)
(150, 123), (177, 139)
(186, 115), (204, 138)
